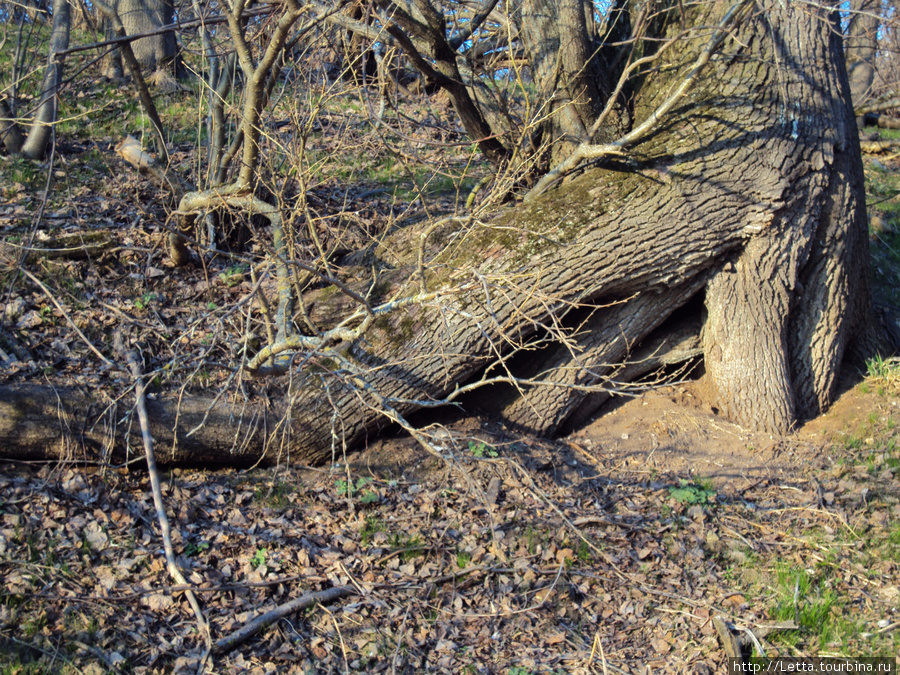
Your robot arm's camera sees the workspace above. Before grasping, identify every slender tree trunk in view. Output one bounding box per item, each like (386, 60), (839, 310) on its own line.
(20, 0), (69, 159)
(516, 0), (629, 166)
(845, 0), (880, 114)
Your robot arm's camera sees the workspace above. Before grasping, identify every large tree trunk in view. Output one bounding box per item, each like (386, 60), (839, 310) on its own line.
(278, 2), (881, 452)
(1, 2), (890, 465)
(102, 0), (178, 78)
(516, 0), (629, 166)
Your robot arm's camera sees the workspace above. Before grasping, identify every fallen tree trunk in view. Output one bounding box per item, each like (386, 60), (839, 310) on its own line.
(269, 5), (888, 457)
(0, 384), (275, 466)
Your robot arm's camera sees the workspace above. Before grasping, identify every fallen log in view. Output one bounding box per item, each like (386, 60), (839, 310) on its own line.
(0, 384), (282, 466)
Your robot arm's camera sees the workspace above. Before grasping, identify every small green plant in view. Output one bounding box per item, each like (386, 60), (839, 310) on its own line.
(867, 354), (895, 379)
(523, 524), (548, 556)
(21, 611), (48, 638)
(184, 541), (209, 557)
(359, 489), (379, 504)
(133, 292), (157, 310)
(468, 441), (498, 458)
(360, 515), (384, 546)
(576, 538), (592, 562)
(768, 563), (842, 651)
(888, 524), (900, 547)
(668, 479), (716, 506)
(250, 548), (266, 568)
(456, 549), (472, 568)
(336, 476), (378, 503)
(388, 533), (425, 562)
(219, 264), (248, 288)
(864, 355), (900, 395)
(255, 482), (295, 510)
(64, 610), (100, 637)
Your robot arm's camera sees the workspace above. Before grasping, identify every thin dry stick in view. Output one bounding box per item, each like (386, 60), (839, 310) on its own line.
(590, 631), (610, 675)
(324, 602), (352, 672)
(212, 585), (354, 655)
(432, 560), (568, 619)
(121, 345), (211, 651)
(390, 603), (413, 675)
(503, 456), (631, 582)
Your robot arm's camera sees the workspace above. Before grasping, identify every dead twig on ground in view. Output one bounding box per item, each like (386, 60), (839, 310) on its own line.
(19, 267), (113, 367)
(117, 336), (211, 657)
(212, 585), (355, 656)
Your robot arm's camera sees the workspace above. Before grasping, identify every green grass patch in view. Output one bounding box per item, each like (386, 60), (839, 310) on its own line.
(862, 125), (900, 142)
(387, 532), (425, 562)
(865, 156), (900, 306)
(360, 515), (385, 546)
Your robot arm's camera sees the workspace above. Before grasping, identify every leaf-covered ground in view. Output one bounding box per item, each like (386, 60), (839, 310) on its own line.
(1, 378), (899, 673)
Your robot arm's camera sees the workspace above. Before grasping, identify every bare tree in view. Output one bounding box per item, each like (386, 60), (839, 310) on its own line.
(0, 0), (69, 158)
(0, 0), (895, 465)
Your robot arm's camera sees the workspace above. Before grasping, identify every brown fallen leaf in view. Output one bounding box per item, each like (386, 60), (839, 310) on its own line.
(545, 633), (566, 645)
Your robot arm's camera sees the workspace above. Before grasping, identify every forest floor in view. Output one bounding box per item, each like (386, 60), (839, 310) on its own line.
(1, 77), (900, 673)
(1, 370), (899, 674)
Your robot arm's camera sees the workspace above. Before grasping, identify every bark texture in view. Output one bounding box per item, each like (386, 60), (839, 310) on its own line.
(254, 0), (878, 459)
(19, 0), (69, 159)
(516, 0), (626, 165)
(0, 385), (275, 466)
(702, 10), (872, 432)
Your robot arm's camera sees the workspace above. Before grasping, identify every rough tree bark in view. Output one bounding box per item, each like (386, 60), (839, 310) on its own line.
(516, 0), (630, 165)
(0, 1), (891, 465)
(0, 385), (273, 465)
(282, 2), (880, 447)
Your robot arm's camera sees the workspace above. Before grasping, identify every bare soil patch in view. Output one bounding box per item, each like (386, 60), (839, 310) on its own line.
(567, 376), (842, 488)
